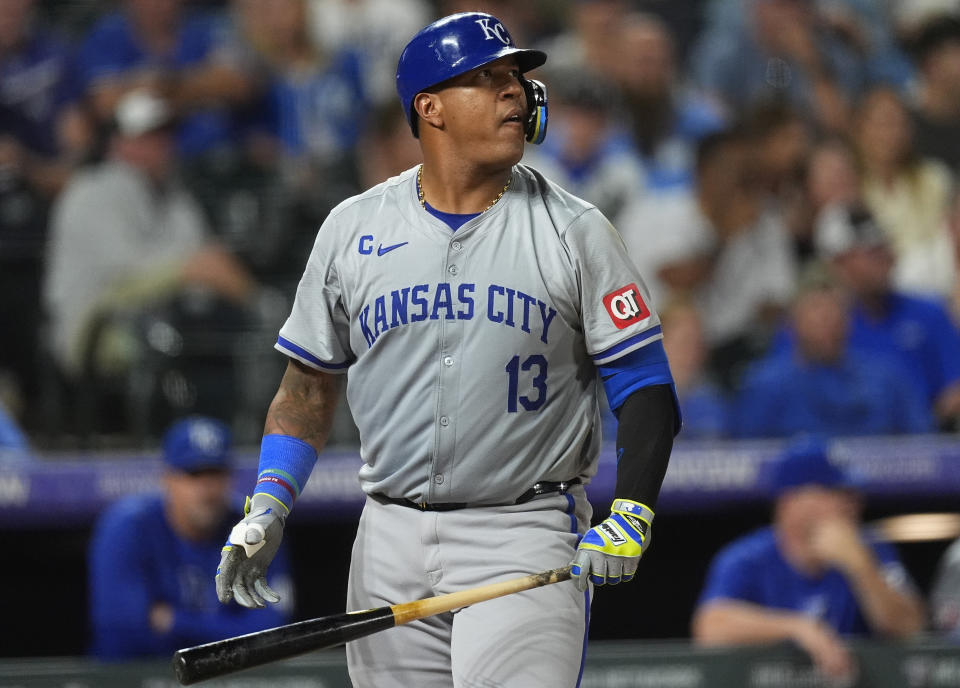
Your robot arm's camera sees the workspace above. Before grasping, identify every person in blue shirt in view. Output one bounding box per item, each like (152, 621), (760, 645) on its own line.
(519, 68), (647, 224)
(0, 0), (89, 181)
(252, 0), (368, 166)
(732, 270), (933, 438)
(691, 0), (865, 132)
(772, 202), (960, 429)
(76, 0), (262, 156)
(0, 400), (30, 455)
(0, 0), (93, 426)
(617, 13), (725, 192)
(88, 416), (293, 660)
(659, 299), (729, 439)
(692, 437), (925, 680)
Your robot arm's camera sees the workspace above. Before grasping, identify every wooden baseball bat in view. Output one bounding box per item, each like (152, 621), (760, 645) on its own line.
(172, 564), (572, 685)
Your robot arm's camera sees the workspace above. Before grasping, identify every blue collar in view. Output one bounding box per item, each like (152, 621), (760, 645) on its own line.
(423, 200), (480, 231)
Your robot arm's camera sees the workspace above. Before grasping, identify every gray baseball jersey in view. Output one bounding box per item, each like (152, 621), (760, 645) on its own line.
(277, 163), (662, 504)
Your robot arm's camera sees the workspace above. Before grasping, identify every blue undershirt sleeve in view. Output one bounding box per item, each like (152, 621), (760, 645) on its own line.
(596, 340), (676, 414)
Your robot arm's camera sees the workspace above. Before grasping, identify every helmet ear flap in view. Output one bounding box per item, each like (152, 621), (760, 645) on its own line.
(521, 78), (548, 144)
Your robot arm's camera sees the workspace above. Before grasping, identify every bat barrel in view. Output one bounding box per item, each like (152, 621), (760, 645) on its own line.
(173, 607), (395, 685)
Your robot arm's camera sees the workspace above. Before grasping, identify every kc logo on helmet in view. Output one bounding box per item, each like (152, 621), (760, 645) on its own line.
(475, 18), (511, 45)
(602, 284), (650, 329)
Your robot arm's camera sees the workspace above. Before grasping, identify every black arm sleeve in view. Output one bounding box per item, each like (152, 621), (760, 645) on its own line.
(613, 384), (680, 510)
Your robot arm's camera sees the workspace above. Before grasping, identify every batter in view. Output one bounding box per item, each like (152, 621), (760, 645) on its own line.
(216, 12), (680, 687)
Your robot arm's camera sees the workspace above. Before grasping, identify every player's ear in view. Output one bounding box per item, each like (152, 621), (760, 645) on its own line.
(413, 92), (444, 133)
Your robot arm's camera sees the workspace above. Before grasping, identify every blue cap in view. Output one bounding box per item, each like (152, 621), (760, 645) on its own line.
(161, 416), (232, 473)
(767, 436), (860, 496)
(396, 12), (547, 136)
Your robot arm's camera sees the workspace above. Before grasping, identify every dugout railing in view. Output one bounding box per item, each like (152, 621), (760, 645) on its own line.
(2, 639), (958, 688)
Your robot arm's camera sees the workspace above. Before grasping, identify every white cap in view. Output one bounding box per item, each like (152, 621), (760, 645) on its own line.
(114, 89), (174, 137)
(814, 202), (889, 259)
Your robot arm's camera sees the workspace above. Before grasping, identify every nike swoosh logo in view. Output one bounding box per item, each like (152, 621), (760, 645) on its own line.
(377, 242), (408, 256)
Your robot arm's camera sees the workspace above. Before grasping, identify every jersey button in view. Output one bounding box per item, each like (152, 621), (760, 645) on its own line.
(443, 356), (454, 367)
(452, 241), (463, 251)
(434, 474), (444, 485)
(448, 265), (459, 276)
(439, 416), (450, 426)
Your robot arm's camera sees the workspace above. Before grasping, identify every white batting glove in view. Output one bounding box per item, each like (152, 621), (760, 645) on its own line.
(216, 494), (287, 608)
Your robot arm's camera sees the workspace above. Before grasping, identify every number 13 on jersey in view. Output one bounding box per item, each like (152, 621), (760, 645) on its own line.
(505, 355), (548, 412)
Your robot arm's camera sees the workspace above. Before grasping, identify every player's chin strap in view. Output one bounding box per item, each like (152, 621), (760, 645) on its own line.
(521, 78), (548, 145)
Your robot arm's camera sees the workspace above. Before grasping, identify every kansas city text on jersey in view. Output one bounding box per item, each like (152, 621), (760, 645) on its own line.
(358, 282), (559, 349)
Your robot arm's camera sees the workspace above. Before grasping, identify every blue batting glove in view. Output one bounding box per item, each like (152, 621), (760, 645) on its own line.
(571, 499), (653, 592)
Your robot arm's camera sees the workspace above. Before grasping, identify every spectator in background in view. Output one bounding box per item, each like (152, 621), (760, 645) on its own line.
(0, 0), (93, 426)
(793, 137), (863, 261)
(816, 201), (960, 429)
(692, 0), (863, 133)
(0, 0), (90, 196)
(743, 102), (811, 256)
(356, 104), (422, 189)
(619, 128), (797, 388)
(732, 266), (932, 438)
(536, 0), (629, 78)
(660, 299), (728, 439)
(746, 102), (811, 198)
(814, 0), (914, 89)
(854, 86), (955, 298)
(699, 0), (912, 89)
(44, 89), (255, 382)
(614, 13), (725, 192)
(931, 536), (960, 642)
(692, 437), (925, 680)
(252, 0), (368, 194)
(948, 187), (960, 322)
(89, 416), (293, 659)
(908, 15), (960, 174)
(306, 0), (430, 106)
(197, 0), (371, 293)
(76, 0), (262, 157)
(521, 69), (645, 223)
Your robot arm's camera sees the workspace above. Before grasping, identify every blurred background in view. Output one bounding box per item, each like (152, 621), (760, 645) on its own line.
(3, 0), (960, 685)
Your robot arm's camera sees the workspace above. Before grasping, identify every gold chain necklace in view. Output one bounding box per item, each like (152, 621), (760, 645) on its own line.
(417, 165), (511, 214)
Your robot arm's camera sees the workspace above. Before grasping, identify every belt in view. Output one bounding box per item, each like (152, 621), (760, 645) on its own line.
(514, 478), (581, 504)
(371, 478), (581, 512)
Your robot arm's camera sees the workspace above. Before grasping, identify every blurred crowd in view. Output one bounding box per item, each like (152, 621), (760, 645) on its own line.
(2, 0), (960, 451)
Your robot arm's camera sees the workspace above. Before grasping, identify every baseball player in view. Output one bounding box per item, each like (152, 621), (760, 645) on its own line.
(216, 12), (680, 687)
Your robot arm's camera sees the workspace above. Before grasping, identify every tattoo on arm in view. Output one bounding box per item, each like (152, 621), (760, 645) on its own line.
(263, 360), (341, 451)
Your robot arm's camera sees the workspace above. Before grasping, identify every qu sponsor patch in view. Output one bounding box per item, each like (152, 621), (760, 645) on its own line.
(602, 284), (650, 329)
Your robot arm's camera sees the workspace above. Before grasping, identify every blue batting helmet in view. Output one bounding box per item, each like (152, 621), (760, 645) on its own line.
(396, 12), (548, 143)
